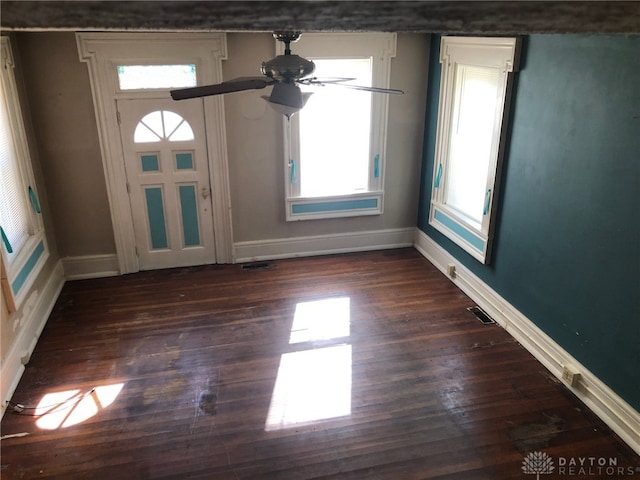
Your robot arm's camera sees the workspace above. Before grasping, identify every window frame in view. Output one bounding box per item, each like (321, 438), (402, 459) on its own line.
(282, 33), (397, 221)
(0, 36), (49, 312)
(429, 36), (520, 263)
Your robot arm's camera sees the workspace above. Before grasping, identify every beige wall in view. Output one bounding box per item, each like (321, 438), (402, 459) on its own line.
(14, 32), (429, 258)
(15, 32), (115, 258)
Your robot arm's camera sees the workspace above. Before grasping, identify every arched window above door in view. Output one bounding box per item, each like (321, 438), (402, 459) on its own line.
(134, 110), (194, 143)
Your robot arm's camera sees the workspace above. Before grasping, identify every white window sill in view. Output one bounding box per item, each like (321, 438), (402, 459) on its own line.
(286, 192), (384, 221)
(2, 231), (49, 312)
(429, 204), (488, 263)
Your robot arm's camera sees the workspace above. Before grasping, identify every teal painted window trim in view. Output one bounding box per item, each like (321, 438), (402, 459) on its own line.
(141, 154), (159, 172)
(11, 240), (44, 294)
(176, 152), (193, 170)
(292, 198), (378, 214)
(1, 226), (13, 253)
(178, 185), (200, 246)
(434, 210), (485, 252)
(144, 187), (168, 249)
(28, 186), (41, 213)
(434, 163), (443, 188)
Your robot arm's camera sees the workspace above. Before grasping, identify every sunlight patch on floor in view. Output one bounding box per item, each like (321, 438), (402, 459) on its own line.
(35, 383), (124, 430)
(265, 344), (352, 431)
(289, 296), (351, 344)
(266, 296), (352, 431)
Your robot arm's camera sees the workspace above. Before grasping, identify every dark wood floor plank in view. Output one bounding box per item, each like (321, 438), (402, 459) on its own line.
(1, 248), (637, 479)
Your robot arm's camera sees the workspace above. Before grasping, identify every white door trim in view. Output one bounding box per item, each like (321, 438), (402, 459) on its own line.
(76, 32), (233, 273)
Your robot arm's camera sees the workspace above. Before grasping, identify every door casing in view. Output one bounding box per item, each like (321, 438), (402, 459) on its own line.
(77, 32), (233, 273)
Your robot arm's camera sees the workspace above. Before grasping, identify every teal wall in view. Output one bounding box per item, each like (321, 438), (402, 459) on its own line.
(418, 35), (640, 410)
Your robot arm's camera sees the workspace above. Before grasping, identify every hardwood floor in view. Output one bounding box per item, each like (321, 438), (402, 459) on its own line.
(1, 248), (638, 479)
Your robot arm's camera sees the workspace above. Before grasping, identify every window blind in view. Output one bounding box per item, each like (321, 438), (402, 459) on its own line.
(0, 79), (30, 260)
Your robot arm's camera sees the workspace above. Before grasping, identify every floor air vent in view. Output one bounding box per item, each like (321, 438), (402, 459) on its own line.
(467, 306), (496, 325)
(241, 262), (270, 270)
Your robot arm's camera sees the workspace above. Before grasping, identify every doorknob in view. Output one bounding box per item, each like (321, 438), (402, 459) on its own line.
(201, 187), (210, 199)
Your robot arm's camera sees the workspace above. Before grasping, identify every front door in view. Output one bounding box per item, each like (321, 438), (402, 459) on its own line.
(117, 98), (216, 270)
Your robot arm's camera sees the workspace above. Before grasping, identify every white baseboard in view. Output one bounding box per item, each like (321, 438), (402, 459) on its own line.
(414, 229), (640, 456)
(62, 254), (119, 280)
(233, 227), (415, 263)
(1, 260), (65, 418)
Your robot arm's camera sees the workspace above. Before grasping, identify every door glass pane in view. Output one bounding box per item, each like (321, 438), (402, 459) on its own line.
(117, 65), (197, 90)
(175, 152), (193, 170)
(178, 184), (200, 246)
(162, 111), (183, 138)
(134, 123), (161, 143)
(444, 65), (500, 224)
(144, 187), (168, 249)
(140, 111), (163, 138)
(134, 111), (194, 143)
(140, 154), (160, 172)
(168, 121), (194, 142)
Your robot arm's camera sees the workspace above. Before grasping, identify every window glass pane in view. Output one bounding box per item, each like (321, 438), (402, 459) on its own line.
(134, 111), (194, 143)
(134, 123), (161, 143)
(117, 65), (197, 90)
(140, 154), (160, 172)
(0, 80), (30, 258)
(298, 58), (372, 197)
(175, 152), (193, 170)
(168, 122), (194, 142)
(161, 111), (183, 138)
(444, 65), (500, 224)
(140, 111), (163, 137)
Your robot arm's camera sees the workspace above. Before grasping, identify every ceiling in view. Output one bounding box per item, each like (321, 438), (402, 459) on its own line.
(1, 1), (638, 34)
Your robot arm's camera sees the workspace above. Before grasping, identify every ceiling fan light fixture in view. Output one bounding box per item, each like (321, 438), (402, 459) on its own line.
(262, 83), (313, 117)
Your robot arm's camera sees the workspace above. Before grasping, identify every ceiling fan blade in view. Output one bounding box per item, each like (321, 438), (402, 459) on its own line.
(320, 83), (404, 95)
(299, 77), (357, 85)
(171, 77), (275, 100)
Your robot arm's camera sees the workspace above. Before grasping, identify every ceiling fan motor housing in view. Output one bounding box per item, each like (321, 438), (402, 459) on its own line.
(261, 54), (315, 82)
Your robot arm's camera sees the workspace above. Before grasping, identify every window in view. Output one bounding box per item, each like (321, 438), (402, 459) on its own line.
(283, 33), (397, 220)
(133, 110), (194, 143)
(0, 37), (48, 312)
(116, 64), (197, 91)
(429, 37), (520, 263)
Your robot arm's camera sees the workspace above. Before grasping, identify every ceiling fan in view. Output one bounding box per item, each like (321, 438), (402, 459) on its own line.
(170, 32), (403, 117)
